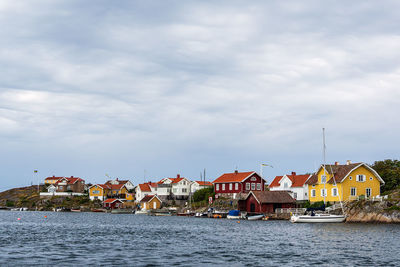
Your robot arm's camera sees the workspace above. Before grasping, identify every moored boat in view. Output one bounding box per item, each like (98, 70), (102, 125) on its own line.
(227, 210), (243, 220)
(290, 214), (346, 223)
(247, 214), (264, 221)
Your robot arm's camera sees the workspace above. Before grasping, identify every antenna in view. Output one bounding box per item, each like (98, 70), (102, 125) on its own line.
(144, 169), (146, 183)
(322, 128), (326, 205)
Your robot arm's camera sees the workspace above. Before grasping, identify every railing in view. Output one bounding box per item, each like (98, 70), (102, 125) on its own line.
(40, 192), (85, 197)
(275, 208), (306, 214)
(347, 195), (387, 202)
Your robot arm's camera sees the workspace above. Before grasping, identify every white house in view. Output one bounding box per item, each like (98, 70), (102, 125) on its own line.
(157, 174), (192, 201)
(269, 172), (311, 201)
(135, 182), (157, 202)
(190, 181), (213, 193)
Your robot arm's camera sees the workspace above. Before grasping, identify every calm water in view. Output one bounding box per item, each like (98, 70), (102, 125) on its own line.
(0, 211), (399, 266)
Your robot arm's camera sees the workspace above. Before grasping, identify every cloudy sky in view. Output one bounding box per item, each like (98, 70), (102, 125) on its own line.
(1, 0), (400, 189)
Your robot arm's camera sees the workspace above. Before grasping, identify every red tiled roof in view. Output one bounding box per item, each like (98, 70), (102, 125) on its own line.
(195, 181), (212, 186)
(269, 176), (283, 187)
(45, 176), (63, 180)
(170, 178), (184, 184)
(139, 183), (152, 192)
(55, 177), (84, 185)
(213, 171), (255, 183)
(140, 195), (156, 202)
(109, 184), (125, 190)
(104, 198), (122, 203)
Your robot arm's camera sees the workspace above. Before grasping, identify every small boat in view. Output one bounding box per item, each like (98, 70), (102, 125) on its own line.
(227, 210), (243, 220)
(247, 214), (264, 221)
(290, 214), (346, 223)
(71, 209), (81, 212)
(91, 208), (106, 213)
(111, 209), (133, 214)
(134, 210), (148, 215)
(195, 212), (207, 217)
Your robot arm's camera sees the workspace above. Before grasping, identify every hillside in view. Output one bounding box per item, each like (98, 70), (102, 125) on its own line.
(0, 185), (42, 208)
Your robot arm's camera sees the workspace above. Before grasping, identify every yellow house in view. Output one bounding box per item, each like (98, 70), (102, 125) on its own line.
(306, 161), (384, 203)
(140, 195), (162, 210)
(89, 184), (110, 201)
(44, 176), (63, 185)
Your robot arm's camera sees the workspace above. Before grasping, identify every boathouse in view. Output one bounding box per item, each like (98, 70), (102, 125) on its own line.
(239, 191), (295, 213)
(103, 198), (123, 209)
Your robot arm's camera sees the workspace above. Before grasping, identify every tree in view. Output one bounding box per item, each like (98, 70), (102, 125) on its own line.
(193, 187), (214, 203)
(371, 159), (400, 192)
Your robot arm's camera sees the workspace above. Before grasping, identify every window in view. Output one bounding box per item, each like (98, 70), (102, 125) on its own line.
(311, 189), (316, 197)
(256, 183), (261, 190)
(356, 175), (365, 182)
(366, 188), (371, 197)
(349, 176), (352, 180)
(321, 189), (327, 197)
(321, 175), (327, 183)
(332, 188), (338, 197)
(305, 192), (308, 196)
(216, 184), (219, 191)
(251, 177), (257, 181)
(59, 186), (63, 189)
(246, 183), (250, 190)
(235, 183), (239, 190)
(92, 190), (100, 194)
(229, 183), (232, 190)
(173, 188), (177, 193)
(293, 192), (297, 199)
(284, 182), (288, 188)
(251, 183), (255, 190)
(370, 177), (373, 181)
(312, 185), (315, 187)
(222, 184), (225, 190)
(350, 187), (356, 196)
(182, 188), (187, 193)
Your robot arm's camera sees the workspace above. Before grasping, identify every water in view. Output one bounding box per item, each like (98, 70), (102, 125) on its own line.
(0, 211), (399, 266)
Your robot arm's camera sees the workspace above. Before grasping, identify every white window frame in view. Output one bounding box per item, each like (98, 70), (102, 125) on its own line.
(222, 184), (225, 190)
(251, 183), (255, 190)
(246, 183), (250, 190)
(356, 175), (365, 182)
(256, 183), (261, 190)
(350, 187), (357, 196)
(235, 183), (239, 190)
(229, 183), (232, 190)
(311, 189), (316, 197)
(366, 188), (371, 197)
(284, 182), (288, 188)
(216, 184), (219, 191)
(331, 187), (338, 197)
(320, 189), (327, 197)
(293, 192), (297, 199)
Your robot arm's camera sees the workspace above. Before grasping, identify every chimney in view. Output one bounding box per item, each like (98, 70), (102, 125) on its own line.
(234, 170), (238, 174)
(116, 178), (119, 181)
(335, 161), (339, 166)
(346, 160), (351, 165)
(291, 172), (296, 176)
(71, 176), (73, 178)
(177, 174), (180, 178)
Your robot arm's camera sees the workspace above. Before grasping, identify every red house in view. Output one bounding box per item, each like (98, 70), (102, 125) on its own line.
(240, 191), (295, 213)
(213, 171), (266, 198)
(103, 198), (123, 209)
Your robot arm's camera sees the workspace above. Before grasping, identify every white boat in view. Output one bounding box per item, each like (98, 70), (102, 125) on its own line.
(247, 214), (264, 221)
(134, 210), (148, 215)
(227, 215), (242, 219)
(290, 214), (346, 223)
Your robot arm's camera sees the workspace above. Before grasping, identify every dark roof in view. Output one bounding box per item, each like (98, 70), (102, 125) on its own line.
(140, 195), (160, 203)
(249, 191), (295, 204)
(305, 163), (362, 185)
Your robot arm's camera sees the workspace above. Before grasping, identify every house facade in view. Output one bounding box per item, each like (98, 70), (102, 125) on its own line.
(269, 172), (311, 201)
(44, 176), (64, 185)
(54, 177), (85, 193)
(140, 195), (162, 210)
(88, 184), (109, 201)
(103, 198), (123, 209)
(239, 191), (296, 213)
(213, 171), (266, 198)
(306, 161), (385, 203)
(135, 182), (157, 202)
(157, 175), (191, 201)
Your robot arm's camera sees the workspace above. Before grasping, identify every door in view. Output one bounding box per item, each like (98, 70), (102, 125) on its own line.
(153, 201), (156, 209)
(250, 203), (256, 212)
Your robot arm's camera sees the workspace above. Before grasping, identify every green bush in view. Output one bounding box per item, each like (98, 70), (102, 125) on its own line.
(6, 200), (14, 207)
(193, 187), (214, 203)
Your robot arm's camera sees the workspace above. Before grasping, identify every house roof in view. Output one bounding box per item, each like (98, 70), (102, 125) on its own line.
(213, 171), (255, 183)
(195, 181), (212, 186)
(248, 191), (295, 204)
(305, 162), (384, 185)
(109, 184), (125, 190)
(269, 174), (311, 188)
(105, 179), (131, 185)
(140, 195), (161, 203)
(45, 176), (63, 181)
(55, 177), (84, 185)
(104, 198), (122, 203)
(138, 183), (155, 192)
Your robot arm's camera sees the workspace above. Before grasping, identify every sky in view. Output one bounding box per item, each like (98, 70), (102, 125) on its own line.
(1, 0), (400, 190)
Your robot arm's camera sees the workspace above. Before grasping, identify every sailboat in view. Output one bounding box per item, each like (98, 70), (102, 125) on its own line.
(291, 128), (346, 223)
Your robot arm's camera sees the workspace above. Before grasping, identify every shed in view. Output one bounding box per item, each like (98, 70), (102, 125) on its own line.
(240, 191), (295, 213)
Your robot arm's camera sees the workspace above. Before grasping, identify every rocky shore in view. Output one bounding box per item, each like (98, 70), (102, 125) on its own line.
(344, 194), (400, 223)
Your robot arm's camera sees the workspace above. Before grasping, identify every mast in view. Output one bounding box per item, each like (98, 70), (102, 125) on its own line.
(323, 128), (326, 205)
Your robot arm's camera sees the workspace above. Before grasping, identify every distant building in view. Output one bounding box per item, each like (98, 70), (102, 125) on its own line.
(239, 191), (296, 213)
(135, 182), (157, 202)
(157, 174), (192, 201)
(40, 176), (85, 197)
(105, 178), (135, 191)
(190, 181), (213, 193)
(139, 195), (162, 211)
(269, 172), (311, 201)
